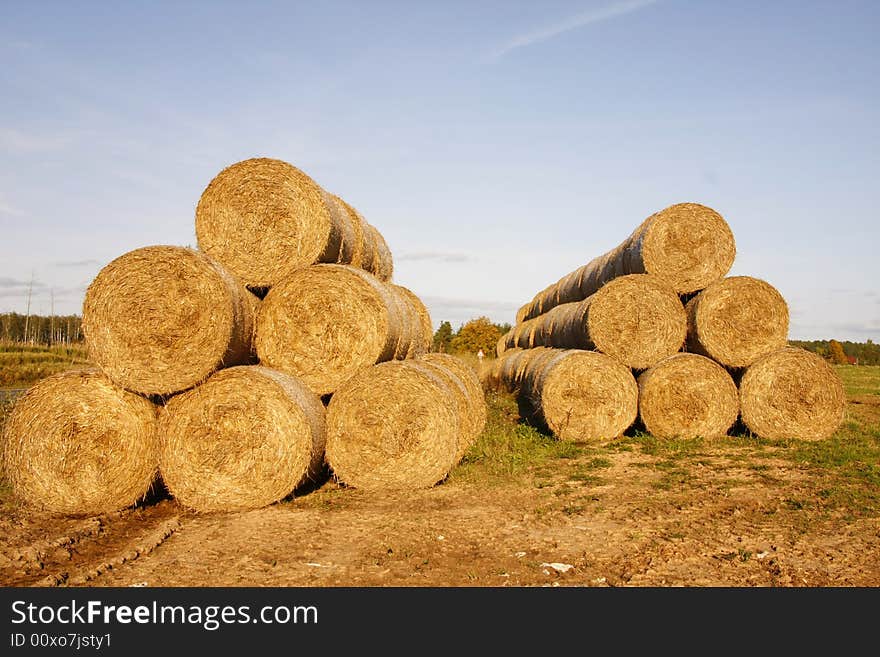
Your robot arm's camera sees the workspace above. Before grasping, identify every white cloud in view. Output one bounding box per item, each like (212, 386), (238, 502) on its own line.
(490, 0), (659, 59)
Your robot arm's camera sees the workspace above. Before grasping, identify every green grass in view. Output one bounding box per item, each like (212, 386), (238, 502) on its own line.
(835, 365), (880, 397)
(0, 342), (89, 388)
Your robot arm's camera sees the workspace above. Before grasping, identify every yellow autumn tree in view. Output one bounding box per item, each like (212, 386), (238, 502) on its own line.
(450, 317), (501, 356)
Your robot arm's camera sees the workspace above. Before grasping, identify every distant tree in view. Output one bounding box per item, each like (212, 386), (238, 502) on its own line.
(450, 316), (501, 356)
(432, 321), (453, 353)
(828, 340), (849, 365)
(494, 322), (512, 335)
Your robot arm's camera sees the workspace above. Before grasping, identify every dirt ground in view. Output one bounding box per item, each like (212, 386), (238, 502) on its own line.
(2, 396), (879, 588)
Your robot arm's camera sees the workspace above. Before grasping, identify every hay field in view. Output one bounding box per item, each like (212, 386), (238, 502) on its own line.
(1, 358), (878, 586)
(0, 343), (89, 389)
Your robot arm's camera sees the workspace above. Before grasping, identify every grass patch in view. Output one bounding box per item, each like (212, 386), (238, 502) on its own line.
(0, 342), (90, 388)
(452, 392), (584, 483)
(835, 365), (880, 397)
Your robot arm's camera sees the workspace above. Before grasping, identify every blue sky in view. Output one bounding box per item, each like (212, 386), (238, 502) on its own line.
(1, 0), (877, 340)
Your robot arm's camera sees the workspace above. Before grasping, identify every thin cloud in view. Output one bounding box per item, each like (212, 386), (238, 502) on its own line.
(490, 0), (658, 59)
(54, 259), (102, 268)
(422, 295), (520, 313)
(0, 276), (44, 289)
(0, 128), (75, 154)
(397, 251), (474, 263)
(0, 198), (24, 217)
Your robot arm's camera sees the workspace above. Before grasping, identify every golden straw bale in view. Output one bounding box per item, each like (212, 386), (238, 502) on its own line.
(524, 274), (686, 370)
(2, 370), (158, 516)
(325, 360), (460, 490)
(333, 195), (366, 268)
(195, 158), (343, 288)
(637, 353), (739, 439)
(420, 353), (487, 454)
(392, 285), (433, 357)
(366, 223), (394, 282)
(159, 366), (325, 512)
(739, 347), (845, 441)
(686, 276), (789, 368)
(519, 203), (735, 321)
(82, 245), (256, 396)
(519, 349), (638, 441)
(255, 264), (409, 395)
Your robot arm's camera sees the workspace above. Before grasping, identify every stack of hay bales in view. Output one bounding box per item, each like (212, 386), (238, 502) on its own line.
(490, 202), (845, 442)
(1, 157), (484, 516)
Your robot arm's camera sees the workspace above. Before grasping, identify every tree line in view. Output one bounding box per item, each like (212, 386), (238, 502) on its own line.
(432, 317), (511, 356)
(789, 339), (880, 366)
(0, 312), (83, 346)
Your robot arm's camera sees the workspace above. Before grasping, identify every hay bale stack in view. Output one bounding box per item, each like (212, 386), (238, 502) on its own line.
(420, 353), (487, 456)
(159, 366), (325, 512)
(740, 347), (845, 441)
(685, 276), (789, 368)
(519, 274), (686, 370)
(334, 196), (394, 282)
(195, 158), (340, 289)
(255, 264), (414, 395)
(1, 370), (158, 516)
(325, 360), (460, 489)
(637, 353), (739, 439)
(393, 284), (433, 357)
(82, 246), (256, 396)
(518, 203), (735, 322)
(519, 349), (638, 442)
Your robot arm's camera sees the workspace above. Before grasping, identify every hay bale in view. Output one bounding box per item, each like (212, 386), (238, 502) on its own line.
(159, 366), (325, 512)
(686, 276), (789, 368)
(325, 360), (459, 489)
(739, 347), (845, 441)
(82, 245), (256, 396)
(393, 285), (433, 357)
(1, 370), (158, 516)
(420, 353), (487, 455)
(333, 195), (366, 268)
(637, 353), (739, 439)
(496, 333), (508, 358)
(519, 349), (638, 441)
(366, 223), (394, 282)
(322, 191), (359, 265)
(195, 157), (348, 289)
(255, 264), (409, 395)
(519, 203), (736, 321)
(521, 274), (686, 370)
(416, 359), (476, 462)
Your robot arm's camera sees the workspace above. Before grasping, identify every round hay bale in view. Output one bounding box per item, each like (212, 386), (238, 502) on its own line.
(195, 157), (345, 289)
(1, 370), (158, 516)
(159, 366), (325, 512)
(686, 276), (789, 368)
(392, 285), (433, 357)
(740, 347), (845, 441)
(637, 353), (739, 439)
(496, 333), (508, 358)
(82, 245), (256, 396)
(528, 274), (686, 370)
(518, 202), (736, 321)
(420, 353), (487, 453)
(255, 264), (407, 395)
(367, 224), (394, 282)
(325, 360), (459, 490)
(322, 191), (358, 265)
(521, 350), (638, 441)
(333, 194), (366, 268)
(417, 359), (475, 463)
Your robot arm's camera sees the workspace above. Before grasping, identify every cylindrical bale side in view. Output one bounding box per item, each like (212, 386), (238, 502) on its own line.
(195, 158), (341, 288)
(333, 195), (366, 268)
(82, 245), (256, 396)
(420, 353), (488, 454)
(739, 347), (846, 441)
(519, 203), (735, 321)
(393, 285), (433, 357)
(366, 223), (394, 282)
(159, 366), (326, 512)
(686, 276), (789, 368)
(417, 359), (476, 463)
(637, 353), (739, 439)
(325, 360), (460, 490)
(527, 274), (686, 370)
(255, 264), (408, 395)
(521, 349), (638, 441)
(1, 370), (158, 516)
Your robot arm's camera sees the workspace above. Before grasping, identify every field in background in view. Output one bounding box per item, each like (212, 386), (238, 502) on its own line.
(0, 357), (878, 586)
(0, 342), (89, 389)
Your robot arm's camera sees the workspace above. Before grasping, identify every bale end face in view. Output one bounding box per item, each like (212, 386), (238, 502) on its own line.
(2, 370), (158, 517)
(740, 347), (845, 441)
